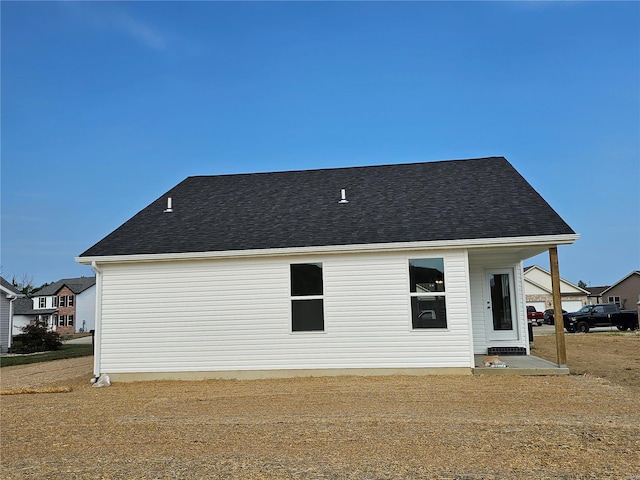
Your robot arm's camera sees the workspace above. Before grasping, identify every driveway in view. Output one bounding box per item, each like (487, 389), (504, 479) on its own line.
(65, 334), (93, 344)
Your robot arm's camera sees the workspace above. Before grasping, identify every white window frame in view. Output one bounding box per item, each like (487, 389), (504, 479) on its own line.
(408, 257), (448, 330)
(290, 262), (325, 333)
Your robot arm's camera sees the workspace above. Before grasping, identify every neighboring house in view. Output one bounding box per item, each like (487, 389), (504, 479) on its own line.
(585, 285), (609, 305)
(1, 277), (24, 353)
(600, 271), (640, 311)
(77, 156), (578, 382)
(24, 277), (97, 335)
(523, 265), (589, 313)
(12, 297), (58, 335)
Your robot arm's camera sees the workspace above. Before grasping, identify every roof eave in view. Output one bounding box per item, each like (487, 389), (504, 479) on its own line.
(523, 264), (590, 294)
(77, 233), (580, 266)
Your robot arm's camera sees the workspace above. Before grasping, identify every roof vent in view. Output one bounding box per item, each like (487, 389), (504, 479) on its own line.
(338, 189), (349, 204)
(164, 197), (173, 213)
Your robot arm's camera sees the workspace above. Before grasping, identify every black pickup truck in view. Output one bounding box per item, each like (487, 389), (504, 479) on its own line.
(564, 304), (639, 333)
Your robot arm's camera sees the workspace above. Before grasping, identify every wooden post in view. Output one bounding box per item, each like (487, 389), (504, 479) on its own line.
(549, 246), (567, 366)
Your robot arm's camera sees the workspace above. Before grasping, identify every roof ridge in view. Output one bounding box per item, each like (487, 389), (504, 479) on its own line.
(185, 156), (508, 179)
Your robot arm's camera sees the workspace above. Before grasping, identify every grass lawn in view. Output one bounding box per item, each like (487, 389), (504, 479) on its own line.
(0, 343), (93, 367)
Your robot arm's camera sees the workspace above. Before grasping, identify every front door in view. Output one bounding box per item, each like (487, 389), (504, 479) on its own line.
(485, 269), (518, 341)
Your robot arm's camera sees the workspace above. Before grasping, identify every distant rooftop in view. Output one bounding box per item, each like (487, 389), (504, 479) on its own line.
(35, 276), (96, 296)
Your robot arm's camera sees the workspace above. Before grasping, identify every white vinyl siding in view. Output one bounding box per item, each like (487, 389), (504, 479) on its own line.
(97, 250), (473, 375)
(75, 287), (96, 333)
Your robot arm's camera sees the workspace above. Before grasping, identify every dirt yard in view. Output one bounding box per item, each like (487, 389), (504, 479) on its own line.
(1, 332), (639, 479)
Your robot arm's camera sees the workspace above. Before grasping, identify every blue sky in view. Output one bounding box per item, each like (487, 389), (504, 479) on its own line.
(1, 1), (638, 288)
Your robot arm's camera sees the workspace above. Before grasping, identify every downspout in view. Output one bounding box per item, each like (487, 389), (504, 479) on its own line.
(519, 261), (531, 355)
(8, 295), (17, 352)
(91, 261), (103, 380)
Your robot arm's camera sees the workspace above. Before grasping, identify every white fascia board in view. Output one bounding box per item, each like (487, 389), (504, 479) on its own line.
(76, 234), (579, 266)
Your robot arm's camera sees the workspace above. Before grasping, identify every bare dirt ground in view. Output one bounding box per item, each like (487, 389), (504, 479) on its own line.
(1, 333), (639, 479)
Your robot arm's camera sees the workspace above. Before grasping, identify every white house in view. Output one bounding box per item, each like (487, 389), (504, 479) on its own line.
(77, 157), (578, 382)
(524, 265), (588, 313)
(1, 277), (24, 353)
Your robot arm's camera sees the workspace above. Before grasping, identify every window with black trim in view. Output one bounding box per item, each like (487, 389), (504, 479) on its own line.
(291, 263), (324, 332)
(409, 258), (447, 329)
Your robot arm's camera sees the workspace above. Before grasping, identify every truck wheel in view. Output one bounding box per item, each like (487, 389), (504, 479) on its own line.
(616, 325), (628, 331)
(576, 321), (589, 333)
(566, 326), (576, 333)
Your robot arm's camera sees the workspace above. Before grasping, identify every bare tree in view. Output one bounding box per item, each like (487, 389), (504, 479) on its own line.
(12, 273), (35, 295)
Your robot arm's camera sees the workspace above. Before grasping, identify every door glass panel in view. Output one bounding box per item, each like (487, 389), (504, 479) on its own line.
(489, 273), (513, 331)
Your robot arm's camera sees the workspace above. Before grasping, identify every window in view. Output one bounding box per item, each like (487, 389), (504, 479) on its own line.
(58, 315), (65, 327)
(291, 263), (324, 332)
(409, 258), (447, 329)
(67, 315), (74, 326)
(53, 297), (58, 307)
(68, 295), (74, 307)
(59, 296), (66, 307)
(608, 296), (620, 307)
(39, 297), (46, 308)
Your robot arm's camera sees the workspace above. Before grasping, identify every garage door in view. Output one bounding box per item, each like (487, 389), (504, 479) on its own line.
(562, 300), (583, 313)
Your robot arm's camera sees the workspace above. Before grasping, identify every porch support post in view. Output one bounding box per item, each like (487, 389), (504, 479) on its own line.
(549, 246), (567, 367)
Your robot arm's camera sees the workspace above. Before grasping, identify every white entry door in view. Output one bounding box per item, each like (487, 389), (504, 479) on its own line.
(485, 269), (519, 341)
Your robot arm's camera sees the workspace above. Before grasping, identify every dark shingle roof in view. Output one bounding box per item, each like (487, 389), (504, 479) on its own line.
(35, 277), (96, 296)
(80, 157), (575, 257)
(13, 297), (52, 316)
(1, 276), (22, 296)
(586, 286), (609, 296)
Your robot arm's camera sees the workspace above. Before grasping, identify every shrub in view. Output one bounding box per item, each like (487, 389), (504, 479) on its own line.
(11, 319), (63, 354)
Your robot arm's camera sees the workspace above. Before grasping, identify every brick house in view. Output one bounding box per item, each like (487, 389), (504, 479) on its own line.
(27, 277), (97, 336)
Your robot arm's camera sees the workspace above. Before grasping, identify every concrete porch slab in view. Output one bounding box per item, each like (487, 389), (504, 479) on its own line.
(473, 355), (570, 376)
